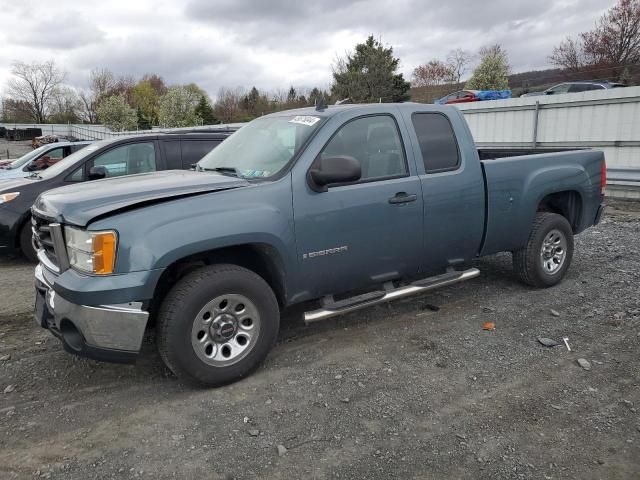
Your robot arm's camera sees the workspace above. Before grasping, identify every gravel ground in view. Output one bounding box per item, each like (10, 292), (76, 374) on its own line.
(0, 139), (33, 161)
(0, 201), (639, 480)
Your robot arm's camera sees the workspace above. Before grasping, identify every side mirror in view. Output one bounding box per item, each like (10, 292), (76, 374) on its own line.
(308, 155), (361, 192)
(88, 165), (107, 180)
(545, 91), (554, 95)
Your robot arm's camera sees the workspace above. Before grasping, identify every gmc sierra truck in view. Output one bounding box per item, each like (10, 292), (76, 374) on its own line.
(31, 103), (606, 386)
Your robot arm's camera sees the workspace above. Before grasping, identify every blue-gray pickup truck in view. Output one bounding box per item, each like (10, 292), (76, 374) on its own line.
(31, 103), (606, 386)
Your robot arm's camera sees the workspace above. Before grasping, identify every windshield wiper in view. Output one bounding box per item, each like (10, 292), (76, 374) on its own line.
(200, 166), (241, 177)
(27, 172), (42, 179)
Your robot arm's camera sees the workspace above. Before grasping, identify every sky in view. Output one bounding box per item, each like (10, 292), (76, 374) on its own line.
(0, 0), (613, 99)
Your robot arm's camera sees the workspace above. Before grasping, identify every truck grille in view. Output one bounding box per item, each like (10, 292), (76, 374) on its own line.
(31, 214), (58, 268)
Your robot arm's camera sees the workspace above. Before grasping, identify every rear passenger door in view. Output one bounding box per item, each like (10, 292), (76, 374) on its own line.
(402, 111), (485, 273)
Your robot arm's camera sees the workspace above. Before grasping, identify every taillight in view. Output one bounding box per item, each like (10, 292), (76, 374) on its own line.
(600, 159), (607, 196)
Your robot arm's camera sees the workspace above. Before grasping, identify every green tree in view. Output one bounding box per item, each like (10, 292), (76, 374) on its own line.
(194, 95), (217, 124)
(307, 87), (328, 106)
(137, 107), (151, 130)
(130, 80), (160, 126)
(96, 94), (137, 131)
(158, 85), (202, 127)
(331, 36), (410, 103)
(466, 45), (510, 90)
(240, 86), (270, 118)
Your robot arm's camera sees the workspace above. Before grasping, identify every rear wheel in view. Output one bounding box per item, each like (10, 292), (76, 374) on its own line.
(157, 264), (279, 386)
(19, 220), (38, 263)
(512, 212), (574, 288)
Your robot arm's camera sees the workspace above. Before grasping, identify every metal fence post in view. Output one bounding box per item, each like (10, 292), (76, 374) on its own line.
(532, 101), (540, 149)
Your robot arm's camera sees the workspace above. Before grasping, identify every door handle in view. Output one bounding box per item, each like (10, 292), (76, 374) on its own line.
(388, 192), (417, 204)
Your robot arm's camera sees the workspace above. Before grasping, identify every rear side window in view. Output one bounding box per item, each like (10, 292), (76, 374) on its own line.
(411, 113), (460, 173)
(162, 141), (181, 169)
(181, 140), (221, 168)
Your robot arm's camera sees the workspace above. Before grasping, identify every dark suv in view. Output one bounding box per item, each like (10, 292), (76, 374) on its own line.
(0, 130), (236, 261)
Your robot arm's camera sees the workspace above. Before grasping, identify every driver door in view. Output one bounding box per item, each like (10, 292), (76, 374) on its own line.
(292, 113), (423, 298)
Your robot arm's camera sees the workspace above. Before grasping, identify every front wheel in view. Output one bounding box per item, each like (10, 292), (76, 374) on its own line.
(157, 264), (280, 386)
(512, 212), (574, 288)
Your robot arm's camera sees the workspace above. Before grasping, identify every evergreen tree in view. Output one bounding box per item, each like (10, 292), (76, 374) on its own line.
(287, 86), (297, 104)
(195, 95), (217, 125)
(331, 36), (410, 103)
(136, 107), (151, 130)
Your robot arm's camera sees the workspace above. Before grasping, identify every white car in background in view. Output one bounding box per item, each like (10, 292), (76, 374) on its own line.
(0, 142), (91, 180)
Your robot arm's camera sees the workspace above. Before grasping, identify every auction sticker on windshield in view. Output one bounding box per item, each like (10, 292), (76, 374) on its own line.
(289, 115), (320, 126)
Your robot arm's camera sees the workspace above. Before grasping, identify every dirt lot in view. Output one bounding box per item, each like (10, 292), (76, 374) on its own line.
(0, 201), (639, 480)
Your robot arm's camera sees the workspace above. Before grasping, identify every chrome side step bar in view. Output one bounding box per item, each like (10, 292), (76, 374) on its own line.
(304, 268), (480, 324)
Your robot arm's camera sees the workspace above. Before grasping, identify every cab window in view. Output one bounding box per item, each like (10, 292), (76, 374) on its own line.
(319, 115), (407, 182)
(411, 113), (460, 173)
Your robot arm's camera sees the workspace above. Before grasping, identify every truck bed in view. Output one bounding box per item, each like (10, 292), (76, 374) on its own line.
(479, 149), (604, 256)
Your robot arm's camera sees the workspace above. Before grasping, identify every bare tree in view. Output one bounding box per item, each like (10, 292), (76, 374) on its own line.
(549, 37), (586, 71)
(549, 0), (640, 72)
(49, 87), (82, 123)
(214, 87), (245, 123)
(583, 0), (640, 67)
(412, 60), (455, 87)
(446, 48), (471, 83)
(6, 60), (66, 123)
(78, 68), (115, 123)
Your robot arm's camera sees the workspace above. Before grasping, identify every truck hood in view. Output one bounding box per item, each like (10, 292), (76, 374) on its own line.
(34, 170), (249, 226)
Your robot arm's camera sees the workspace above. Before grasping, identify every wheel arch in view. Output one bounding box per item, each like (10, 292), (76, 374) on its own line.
(536, 190), (583, 233)
(150, 243), (288, 321)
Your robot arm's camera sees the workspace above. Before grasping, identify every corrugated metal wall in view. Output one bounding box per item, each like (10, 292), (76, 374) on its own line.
(456, 86), (640, 199)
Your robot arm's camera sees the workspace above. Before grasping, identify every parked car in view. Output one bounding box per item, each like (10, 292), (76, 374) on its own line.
(435, 90), (480, 104)
(0, 130), (235, 262)
(30, 103), (606, 387)
(435, 89), (511, 105)
(0, 141), (91, 177)
(521, 80), (625, 97)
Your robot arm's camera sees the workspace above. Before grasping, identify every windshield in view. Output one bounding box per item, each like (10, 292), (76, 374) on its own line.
(37, 140), (110, 180)
(7, 145), (50, 169)
(197, 115), (324, 178)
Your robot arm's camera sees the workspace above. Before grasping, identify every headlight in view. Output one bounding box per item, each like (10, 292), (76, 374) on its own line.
(64, 226), (117, 275)
(0, 192), (20, 204)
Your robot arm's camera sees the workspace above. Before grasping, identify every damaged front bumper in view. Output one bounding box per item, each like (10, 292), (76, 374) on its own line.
(34, 263), (149, 364)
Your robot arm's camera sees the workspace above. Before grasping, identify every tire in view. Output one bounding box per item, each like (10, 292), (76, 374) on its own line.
(157, 264), (280, 386)
(512, 212), (574, 288)
(19, 220), (38, 263)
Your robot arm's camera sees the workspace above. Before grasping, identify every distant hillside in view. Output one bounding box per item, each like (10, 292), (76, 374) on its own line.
(410, 64), (639, 103)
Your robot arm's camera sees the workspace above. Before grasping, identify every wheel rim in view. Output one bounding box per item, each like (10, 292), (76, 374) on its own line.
(191, 293), (261, 367)
(540, 229), (567, 275)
